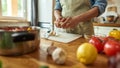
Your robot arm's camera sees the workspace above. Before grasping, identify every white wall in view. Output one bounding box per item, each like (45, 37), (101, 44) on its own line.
(38, 0), (53, 23)
(27, 0), (32, 21)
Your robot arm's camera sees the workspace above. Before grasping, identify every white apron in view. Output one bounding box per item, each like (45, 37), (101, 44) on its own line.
(59, 0), (94, 37)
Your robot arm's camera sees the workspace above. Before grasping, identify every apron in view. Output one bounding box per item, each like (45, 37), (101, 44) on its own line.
(59, 0), (94, 36)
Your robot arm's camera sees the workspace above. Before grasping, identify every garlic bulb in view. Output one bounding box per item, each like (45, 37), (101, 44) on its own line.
(51, 47), (66, 64)
(40, 43), (52, 54)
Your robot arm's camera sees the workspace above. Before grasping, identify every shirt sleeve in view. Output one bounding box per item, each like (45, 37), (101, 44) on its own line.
(54, 0), (62, 11)
(91, 0), (107, 16)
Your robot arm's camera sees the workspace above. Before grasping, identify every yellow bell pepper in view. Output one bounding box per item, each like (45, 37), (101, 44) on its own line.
(109, 29), (120, 40)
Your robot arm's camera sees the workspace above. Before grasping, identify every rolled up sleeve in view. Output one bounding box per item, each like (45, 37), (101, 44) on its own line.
(54, 0), (62, 11)
(91, 0), (107, 16)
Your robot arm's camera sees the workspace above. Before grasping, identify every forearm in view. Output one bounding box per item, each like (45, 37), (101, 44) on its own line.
(75, 7), (99, 22)
(54, 10), (62, 19)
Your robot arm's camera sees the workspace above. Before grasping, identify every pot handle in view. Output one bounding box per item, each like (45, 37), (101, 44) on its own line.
(12, 32), (35, 42)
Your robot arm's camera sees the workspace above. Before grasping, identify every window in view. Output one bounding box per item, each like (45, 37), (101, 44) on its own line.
(0, 0), (29, 22)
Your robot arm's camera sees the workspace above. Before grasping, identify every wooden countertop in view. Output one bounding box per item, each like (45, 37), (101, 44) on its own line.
(0, 38), (109, 68)
(93, 23), (120, 27)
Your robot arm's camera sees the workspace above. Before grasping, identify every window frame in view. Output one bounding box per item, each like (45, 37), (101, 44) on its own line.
(0, 0), (2, 16)
(0, 0), (28, 23)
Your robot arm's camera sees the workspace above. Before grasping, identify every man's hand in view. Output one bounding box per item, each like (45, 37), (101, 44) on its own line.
(61, 16), (80, 28)
(54, 17), (66, 28)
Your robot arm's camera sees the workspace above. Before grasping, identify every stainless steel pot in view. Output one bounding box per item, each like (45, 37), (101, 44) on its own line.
(0, 26), (40, 56)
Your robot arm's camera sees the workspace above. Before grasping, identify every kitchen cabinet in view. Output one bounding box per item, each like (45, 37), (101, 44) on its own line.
(0, 38), (109, 68)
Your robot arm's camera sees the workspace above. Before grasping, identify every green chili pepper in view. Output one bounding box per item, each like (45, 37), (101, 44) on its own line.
(0, 60), (2, 68)
(40, 65), (49, 68)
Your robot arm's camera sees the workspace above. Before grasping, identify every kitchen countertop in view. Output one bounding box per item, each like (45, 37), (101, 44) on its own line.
(0, 38), (108, 68)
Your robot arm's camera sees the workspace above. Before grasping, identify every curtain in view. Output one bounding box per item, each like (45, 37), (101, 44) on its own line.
(31, 0), (39, 26)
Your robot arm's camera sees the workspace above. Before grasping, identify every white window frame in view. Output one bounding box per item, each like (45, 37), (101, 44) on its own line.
(0, 0), (2, 16)
(0, 0), (28, 23)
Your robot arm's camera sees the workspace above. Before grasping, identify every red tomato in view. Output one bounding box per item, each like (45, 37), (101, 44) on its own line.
(89, 36), (104, 53)
(102, 36), (116, 45)
(104, 39), (120, 56)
